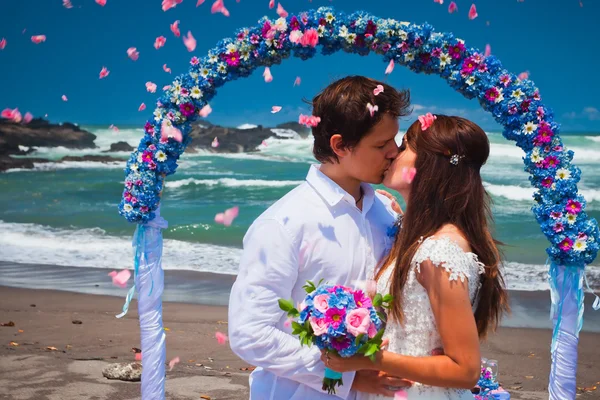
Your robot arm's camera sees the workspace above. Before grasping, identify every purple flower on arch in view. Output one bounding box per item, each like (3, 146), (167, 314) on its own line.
(180, 102), (195, 117)
(566, 199), (582, 215)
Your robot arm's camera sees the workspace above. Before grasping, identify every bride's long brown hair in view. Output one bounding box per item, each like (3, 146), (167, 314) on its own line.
(376, 115), (509, 338)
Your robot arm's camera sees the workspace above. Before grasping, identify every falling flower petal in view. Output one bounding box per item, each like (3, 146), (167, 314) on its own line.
(197, 0), (205, 5)
(23, 112), (33, 124)
(170, 20), (181, 37)
(215, 332), (228, 345)
(394, 391), (408, 400)
(95, 0), (106, 6)
(109, 124), (119, 132)
(168, 356), (180, 371)
(135, 352), (142, 361)
(271, 106), (282, 113)
(401, 167), (417, 184)
(518, 71), (529, 80)
(63, 0), (73, 8)
(163, 85), (171, 90)
(127, 47), (139, 61)
(263, 66), (273, 83)
(163, 64), (172, 73)
(161, 121), (183, 143)
(433, 0), (443, 3)
(211, 137), (219, 148)
(261, 140), (268, 147)
(138, 103), (146, 111)
(183, 31), (196, 52)
(162, 0), (183, 11)
(269, 0), (274, 8)
(215, 206), (239, 226)
(211, 0), (230, 16)
(484, 44), (491, 57)
(276, 2), (288, 18)
(146, 82), (157, 93)
(293, 76), (301, 86)
(199, 104), (212, 117)
(109, 269), (131, 288)
(283, 317), (291, 328)
(31, 35), (46, 44)
(468, 4), (478, 20)
(61, 95), (68, 101)
(298, 114), (321, 128)
(373, 84), (384, 96)
(154, 36), (167, 49)
(99, 66), (109, 79)
(0, 38), (5, 50)
(448, 1), (457, 13)
(366, 103), (378, 117)
(1, 108), (22, 123)
(385, 59), (395, 75)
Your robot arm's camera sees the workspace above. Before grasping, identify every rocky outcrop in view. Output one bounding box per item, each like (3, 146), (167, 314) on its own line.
(103, 141), (134, 153)
(0, 118), (96, 156)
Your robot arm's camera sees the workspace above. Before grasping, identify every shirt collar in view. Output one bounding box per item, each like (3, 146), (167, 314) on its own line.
(306, 165), (375, 214)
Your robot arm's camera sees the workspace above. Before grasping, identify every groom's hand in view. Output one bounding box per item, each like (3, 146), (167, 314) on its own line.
(351, 370), (412, 396)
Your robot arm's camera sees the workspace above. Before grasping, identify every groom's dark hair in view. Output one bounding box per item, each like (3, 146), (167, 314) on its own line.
(309, 76), (411, 163)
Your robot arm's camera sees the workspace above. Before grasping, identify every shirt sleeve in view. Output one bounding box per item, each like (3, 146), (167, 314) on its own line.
(228, 218), (356, 399)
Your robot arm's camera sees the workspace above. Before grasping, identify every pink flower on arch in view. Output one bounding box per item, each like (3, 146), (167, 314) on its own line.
(541, 176), (554, 188)
(566, 199), (582, 215)
(559, 237), (574, 252)
(179, 102), (195, 117)
(300, 28), (319, 47)
(224, 51), (241, 66)
(553, 222), (565, 233)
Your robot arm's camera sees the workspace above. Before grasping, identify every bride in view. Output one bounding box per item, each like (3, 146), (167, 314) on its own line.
(322, 115), (510, 399)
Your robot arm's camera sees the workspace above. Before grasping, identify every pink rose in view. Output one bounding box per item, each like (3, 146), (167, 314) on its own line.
(313, 294), (330, 313)
(345, 308), (371, 336)
(367, 322), (378, 339)
(309, 316), (329, 336)
(300, 28), (319, 47)
(289, 30), (303, 44)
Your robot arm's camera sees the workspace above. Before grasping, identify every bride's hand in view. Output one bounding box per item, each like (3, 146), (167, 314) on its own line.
(376, 189), (403, 215)
(320, 349), (375, 373)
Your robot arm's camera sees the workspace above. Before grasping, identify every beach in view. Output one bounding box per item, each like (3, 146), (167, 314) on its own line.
(2, 275), (600, 399)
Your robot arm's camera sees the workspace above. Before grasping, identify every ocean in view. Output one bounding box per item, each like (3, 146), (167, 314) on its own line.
(1, 125), (600, 293)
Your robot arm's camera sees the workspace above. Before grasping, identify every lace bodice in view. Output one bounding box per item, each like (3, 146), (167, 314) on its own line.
(368, 236), (485, 400)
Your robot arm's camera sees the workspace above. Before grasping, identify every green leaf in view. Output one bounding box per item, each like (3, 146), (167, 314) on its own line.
(382, 294), (393, 303)
(373, 293), (383, 307)
(278, 299), (294, 312)
(376, 311), (387, 321)
(354, 334), (365, 346)
(357, 342), (369, 354)
(288, 309), (300, 318)
(373, 328), (385, 342)
(364, 343), (379, 357)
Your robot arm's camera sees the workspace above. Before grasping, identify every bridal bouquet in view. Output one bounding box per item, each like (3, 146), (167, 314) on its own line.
(278, 280), (392, 394)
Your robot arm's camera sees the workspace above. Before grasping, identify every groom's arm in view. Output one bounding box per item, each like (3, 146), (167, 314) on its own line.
(228, 218), (356, 399)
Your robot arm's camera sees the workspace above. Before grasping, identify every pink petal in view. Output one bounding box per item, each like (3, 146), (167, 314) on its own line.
(215, 206), (238, 226)
(163, 85), (171, 90)
(448, 1), (457, 13)
(1, 108), (21, 123)
(293, 76), (301, 86)
(276, 2), (288, 18)
(162, 0), (183, 11)
(31, 35), (46, 44)
(401, 167), (417, 184)
(373, 84), (384, 96)
(385, 59), (394, 75)
(163, 64), (172, 73)
(170, 20), (181, 37)
(99, 66), (109, 79)
(263, 67), (273, 83)
(199, 104), (212, 117)
(211, 0), (230, 16)
(127, 47), (139, 61)
(168, 356), (180, 371)
(161, 121), (183, 143)
(146, 82), (157, 93)
(484, 44), (491, 57)
(135, 352), (142, 361)
(111, 269), (131, 288)
(261, 140), (268, 147)
(197, 0), (206, 5)
(434, 0), (443, 3)
(154, 36), (166, 50)
(468, 4), (478, 20)
(271, 106), (282, 113)
(214, 213), (225, 224)
(61, 95), (68, 101)
(95, 0), (106, 6)
(63, 0), (73, 8)
(283, 317), (292, 328)
(215, 332), (228, 345)
(0, 38), (5, 50)
(225, 206), (239, 220)
(109, 124), (119, 132)
(394, 391), (408, 400)
(138, 103), (146, 111)
(518, 71), (529, 80)
(211, 137), (219, 148)
(268, 0), (274, 8)
(23, 112), (33, 124)
(183, 31), (196, 52)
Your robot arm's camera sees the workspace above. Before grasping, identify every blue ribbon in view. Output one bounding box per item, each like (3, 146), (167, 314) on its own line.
(324, 367), (343, 380)
(116, 225), (148, 318)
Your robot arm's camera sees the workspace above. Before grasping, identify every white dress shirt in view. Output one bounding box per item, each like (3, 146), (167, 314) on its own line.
(228, 165), (397, 400)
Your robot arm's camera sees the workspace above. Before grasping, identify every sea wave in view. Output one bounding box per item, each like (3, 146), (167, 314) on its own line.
(165, 177), (303, 189)
(485, 182), (600, 202)
(5, 160), (125, 172)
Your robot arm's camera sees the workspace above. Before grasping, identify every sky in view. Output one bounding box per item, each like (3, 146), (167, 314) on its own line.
(1, 0), (599, 132)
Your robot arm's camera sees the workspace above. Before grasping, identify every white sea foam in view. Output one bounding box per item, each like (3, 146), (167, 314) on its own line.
(165, 177), (303, 189)
(484, 182), (600, 203)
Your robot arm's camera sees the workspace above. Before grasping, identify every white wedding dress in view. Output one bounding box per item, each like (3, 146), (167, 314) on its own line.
(368, 235), (485, 400)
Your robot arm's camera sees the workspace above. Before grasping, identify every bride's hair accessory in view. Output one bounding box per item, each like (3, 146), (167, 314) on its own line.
(418, 112), (437, 131)
(450, 154), (465, 165)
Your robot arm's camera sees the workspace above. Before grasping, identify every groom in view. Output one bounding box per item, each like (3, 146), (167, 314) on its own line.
(228, 76), (411, 399)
